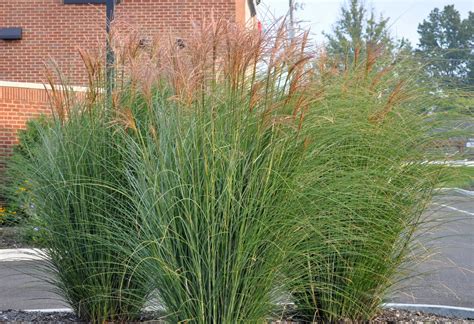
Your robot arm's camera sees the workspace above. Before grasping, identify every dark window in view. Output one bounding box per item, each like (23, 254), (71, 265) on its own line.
(0, 28), (22, 40)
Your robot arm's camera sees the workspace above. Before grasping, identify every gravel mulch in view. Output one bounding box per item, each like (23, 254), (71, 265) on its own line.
(371, 308), (473, 323)
(0, 310), (82, 323)
(0, 308), (472, 323)
(0, 310), (166, 323)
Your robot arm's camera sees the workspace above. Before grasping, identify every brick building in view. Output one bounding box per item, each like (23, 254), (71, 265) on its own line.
(0, 0), (255, 180)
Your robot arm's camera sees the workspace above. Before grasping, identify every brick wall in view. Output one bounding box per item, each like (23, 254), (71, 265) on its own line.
(0, 0), (241, 85)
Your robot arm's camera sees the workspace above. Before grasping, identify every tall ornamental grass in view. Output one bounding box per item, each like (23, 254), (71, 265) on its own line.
(286, 49), (439, 321)
(6, 19), (440, 323)
(110, 22), (316, 323)
(7, 72), (152, 322)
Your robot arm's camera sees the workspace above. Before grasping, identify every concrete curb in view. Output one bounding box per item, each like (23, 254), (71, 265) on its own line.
(425, 160), (474, 167)
(438, 188), (474, 196)
(22, 308), (73, 313)
(0, 248), (45, 262)
(384, 303), (474, 319)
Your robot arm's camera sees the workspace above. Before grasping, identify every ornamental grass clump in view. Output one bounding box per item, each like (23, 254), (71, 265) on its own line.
(111, 21), (317, 323)
(286, 48), (439, 321)
(6, 18), (440, 323)
(9, 20), (317, 323)
(7, 61), (152, 322)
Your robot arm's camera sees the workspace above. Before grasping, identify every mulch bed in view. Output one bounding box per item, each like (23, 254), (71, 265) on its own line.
(0, 310), (83, 323)
(0, 308), (472, 323)
(371, 308), (472, 323)
(0, 227), (31, 249)
(0, 310), (165, 323)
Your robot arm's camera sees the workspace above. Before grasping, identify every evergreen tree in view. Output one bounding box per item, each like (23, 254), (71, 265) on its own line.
(324, 0), (393, 62)
(417, 5), (473, 88)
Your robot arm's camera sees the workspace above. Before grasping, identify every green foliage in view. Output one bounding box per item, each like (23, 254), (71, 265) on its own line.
(415, 5), (473, 159)
(121, 97), (304, 323)
(0, 206), (19, 226)
(286, 52), (438, 321)
(2, 116), (52, 226)
(110, 23), (313, 324)
(14, 115), (52, 159)
(422, 89), (474, 160)
(417, 5), (474, 89)
(6, 20), (439, 323)
(8, 100), (152, 322)
(20, 220), (48, 247)
(324, 0), (395, 62)
(432, 89), (474, 116)
(434, 166), (474, 190)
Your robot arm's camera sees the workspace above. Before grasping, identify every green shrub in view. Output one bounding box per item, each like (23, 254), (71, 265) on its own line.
(14, 114), (52, 159)
(2, 115), (52, 225)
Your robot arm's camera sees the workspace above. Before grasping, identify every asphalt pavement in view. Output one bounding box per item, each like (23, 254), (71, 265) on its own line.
(0, 191), (472, 311)
(389, 191), (474, 308)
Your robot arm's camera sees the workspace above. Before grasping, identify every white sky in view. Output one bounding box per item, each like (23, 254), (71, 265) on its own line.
(259, 0), (473, 47)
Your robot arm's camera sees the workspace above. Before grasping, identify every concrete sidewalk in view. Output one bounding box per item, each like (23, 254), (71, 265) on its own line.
(0, 191), (472, 311)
